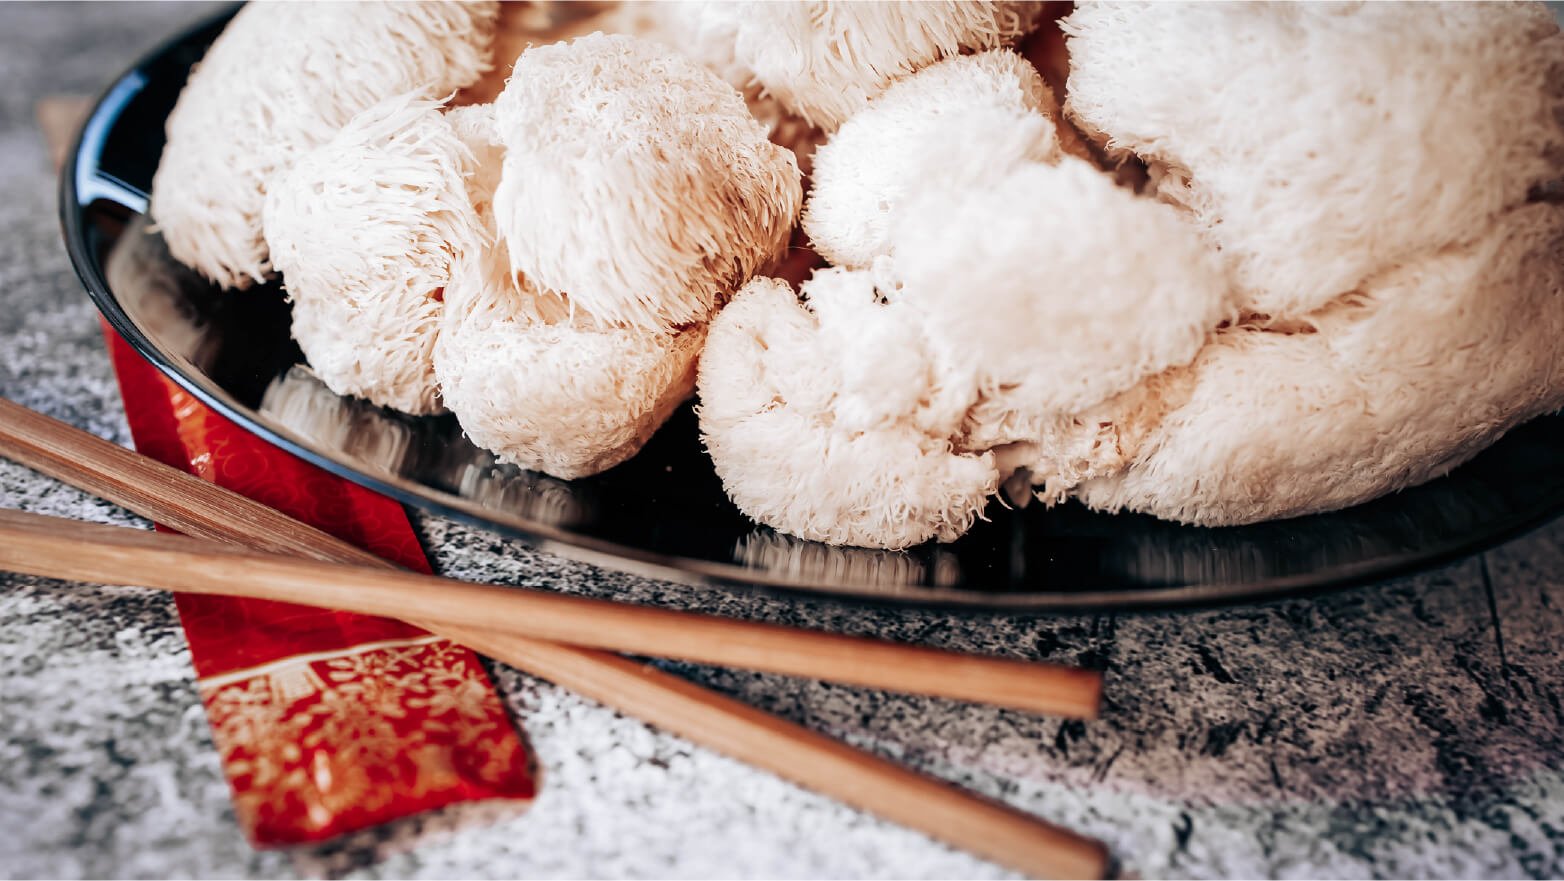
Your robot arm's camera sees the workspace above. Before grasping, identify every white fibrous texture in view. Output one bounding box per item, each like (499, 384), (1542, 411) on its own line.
(437, 270), (707, 478)
(492, 33), (803, 331)
(606, 1), (753, 90)
(677, 1), (1044, 130)
(435, 102), (703, 479)
(444, 103), (505, 215)
(804, 50), (1057, 268)
(698, 273), (998, 550)
(1075, 203), (1564, 526)
(151, 1), (498, 289)
(262, 94), (481, 416)
(893, 154), (1234, 441)
(607, 1), (828, 172)
(1063, 1), (1564, 320)
(702, 137), (1234, 548)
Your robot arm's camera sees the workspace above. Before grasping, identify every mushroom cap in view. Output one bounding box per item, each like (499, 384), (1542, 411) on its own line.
(151, 0), (498, 289)
(437, 246), (706, 480)
(1063, 1), (1564, 320)
(891, 153), (1235, 422)
(1074, 202), (1564, 526)
(262, 93), (482, 416)
(697, 273), (998, 550)
(438, 296), (706, 479)
(677, 1), (1044, 130)
(492, 32), (802, 332)
(803, 49), (1057, 269)
(436, 102), (703, 479)
(607, 0), (829, 173)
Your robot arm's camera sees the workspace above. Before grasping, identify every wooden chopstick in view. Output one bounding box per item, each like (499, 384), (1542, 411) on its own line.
(0, 398), (386, 566)
(0, 397), (1108, 877)
(0, 506), (1100, 719)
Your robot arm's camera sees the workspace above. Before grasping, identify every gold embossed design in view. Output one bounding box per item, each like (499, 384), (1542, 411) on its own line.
(198, 637), (534, 842)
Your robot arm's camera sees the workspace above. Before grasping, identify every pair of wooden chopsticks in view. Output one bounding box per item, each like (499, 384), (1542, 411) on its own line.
(0, 396), (1109, 879)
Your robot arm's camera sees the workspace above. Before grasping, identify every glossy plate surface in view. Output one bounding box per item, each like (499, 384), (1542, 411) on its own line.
(61, 9), (1564, 610)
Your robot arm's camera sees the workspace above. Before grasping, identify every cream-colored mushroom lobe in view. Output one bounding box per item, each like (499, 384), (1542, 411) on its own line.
(697, 273), (998, 550)
(1074, 202), (1564, 526)
(262, 93), (482, 416)
(1063, 1), (1564, 320)
(151, 1), (499, 288)
(492, 32), (802, 332)
(673, 1), (1044, 130)
(435, 101), (708, 479)
(803, 49), (1060, 269)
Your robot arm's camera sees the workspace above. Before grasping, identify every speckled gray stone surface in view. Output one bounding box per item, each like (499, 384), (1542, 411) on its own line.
(3, 3), (1564, 879)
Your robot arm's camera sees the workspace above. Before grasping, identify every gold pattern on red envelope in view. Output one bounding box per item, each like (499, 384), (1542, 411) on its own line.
(103, 323), (535, 846)
(198, 636), (528, 840)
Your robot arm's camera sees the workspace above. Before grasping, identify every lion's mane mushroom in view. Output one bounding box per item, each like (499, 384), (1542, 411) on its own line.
(492, 33), (803, 332)
(605, 1), (828, 173)
(697, 272), (998, 550)
(1073, 202), (1564, 525)
(671, 1), (1044, 131)
(262, 93), (481, 416)
(701, 90), (1235, 549)
(803, 49), (1059, 269)
(153, 1), (1564, 550)
(437, 269), (709, 479)
(891, 151), (1234, 438)
(1062, 1), (1564, 320)
(888, 153), (1234, 505)
(151, 1), (499, 289)
(434, 101), (709, 479)
(1009, 1), (1564, 527)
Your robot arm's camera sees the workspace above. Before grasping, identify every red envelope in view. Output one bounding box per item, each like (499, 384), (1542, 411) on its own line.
(103, 322), (535, 845)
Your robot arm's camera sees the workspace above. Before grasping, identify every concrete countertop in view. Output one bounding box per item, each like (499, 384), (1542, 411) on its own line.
(2, 3), (1562, 878)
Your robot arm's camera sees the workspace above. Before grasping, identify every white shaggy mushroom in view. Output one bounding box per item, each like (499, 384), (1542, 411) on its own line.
(702, 150), (1234, 548)
(1073, 203), (1564, 526)
(698, 272), (998, 550)
(1063, 1), (1564, 320)
(151, 1), (498, 289)
(435, 102), (706, 479)
(675, 1), (1044, 130)
(492, 33), (802, 332)
(262, 93), (481, 416)
(703, 2), (1564, 548)
(803, 49), (1058, 269)
(437, 275), (708, 479)
(604, 1), (828, 173)
(891, 153), (1235, 428)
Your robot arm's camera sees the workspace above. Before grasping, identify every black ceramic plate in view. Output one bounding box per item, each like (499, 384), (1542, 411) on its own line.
(60, 8), (1564, 610)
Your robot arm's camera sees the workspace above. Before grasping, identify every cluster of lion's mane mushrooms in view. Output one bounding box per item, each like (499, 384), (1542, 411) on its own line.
(151, 1), (1564, 550)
